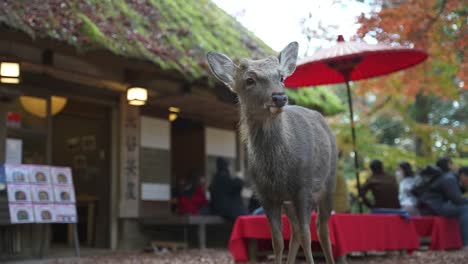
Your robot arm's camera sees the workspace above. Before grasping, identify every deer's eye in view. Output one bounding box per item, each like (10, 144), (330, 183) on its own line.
(246, 78), (255, 86)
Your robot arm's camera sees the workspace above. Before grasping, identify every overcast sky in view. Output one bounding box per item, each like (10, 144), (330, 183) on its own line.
(212, 0), (372, 56)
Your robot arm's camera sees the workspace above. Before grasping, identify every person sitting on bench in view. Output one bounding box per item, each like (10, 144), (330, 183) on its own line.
(175, 171), (208, 215)
(359, 159), (400, 209)
(209, 157), (247, 222)
(414, 164), (468, 249)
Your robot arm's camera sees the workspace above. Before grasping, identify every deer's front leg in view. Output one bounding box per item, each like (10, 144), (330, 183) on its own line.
(264, 201), (284, 264)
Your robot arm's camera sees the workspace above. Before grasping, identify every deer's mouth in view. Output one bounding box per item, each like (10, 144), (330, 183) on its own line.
(265, 104), (284, 114)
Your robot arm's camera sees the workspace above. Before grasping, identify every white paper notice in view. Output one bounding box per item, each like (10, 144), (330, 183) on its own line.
(141, 183), (170, 201)
(55, 204), (77, 223)
(5, 138), (22, 165)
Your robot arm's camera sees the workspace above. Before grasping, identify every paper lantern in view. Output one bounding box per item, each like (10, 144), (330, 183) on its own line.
(20, 96), (67, 118)
(127, 87), (148, 106)
(0, 62), (20, 84)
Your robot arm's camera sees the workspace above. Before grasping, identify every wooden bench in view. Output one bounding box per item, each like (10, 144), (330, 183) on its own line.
(140, 215), (226, 249)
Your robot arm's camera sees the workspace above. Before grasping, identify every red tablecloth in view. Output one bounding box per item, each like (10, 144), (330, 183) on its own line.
(412, 216), (462, 250)
(228, 213), (420, 262)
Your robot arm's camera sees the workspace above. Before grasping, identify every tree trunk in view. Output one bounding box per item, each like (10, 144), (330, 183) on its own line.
(411, 93), (432, 156)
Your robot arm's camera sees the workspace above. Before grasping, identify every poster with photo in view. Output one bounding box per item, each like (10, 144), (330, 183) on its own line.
(51, 167), (73, 186)
(5, 164), (29, 183)
(55, 204), (77, 223)
(53, 185), (76, 203)
(28, 165), (51, 184)
(31, 185), (54, 203)
(9, 203), (35, 224)
(7, 184), (32, 203)
(33, 204), (56, 223)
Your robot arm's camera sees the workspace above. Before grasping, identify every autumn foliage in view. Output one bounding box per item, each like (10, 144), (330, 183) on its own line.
(355, 0), (466, 99)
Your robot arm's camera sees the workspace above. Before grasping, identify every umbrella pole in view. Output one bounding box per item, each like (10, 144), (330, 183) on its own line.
(345, 80), (363, 213)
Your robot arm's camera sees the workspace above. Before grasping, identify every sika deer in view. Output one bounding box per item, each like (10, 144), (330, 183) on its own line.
(207, 42), (337, 264)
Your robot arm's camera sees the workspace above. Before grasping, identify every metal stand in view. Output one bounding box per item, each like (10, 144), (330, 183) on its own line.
(345, 79), (363, 213)
(73, 223), (81, 257)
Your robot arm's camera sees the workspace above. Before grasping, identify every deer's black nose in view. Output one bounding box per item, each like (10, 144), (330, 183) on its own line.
(272, 93), (288, 107)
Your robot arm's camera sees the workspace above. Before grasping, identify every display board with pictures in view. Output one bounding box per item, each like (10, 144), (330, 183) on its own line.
(9, 203), (35, 224)
(4, 164), (77, 224)
(5, 164), (29, 184)
(51, 167), (73, 185)
(7, 184), (32, 203)
(33, 204), (56, 223)
(29, 165), (52, 184)
(31, 185), (54, 203)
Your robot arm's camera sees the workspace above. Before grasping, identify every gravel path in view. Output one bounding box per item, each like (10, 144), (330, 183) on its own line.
(13, 249), (466, 264)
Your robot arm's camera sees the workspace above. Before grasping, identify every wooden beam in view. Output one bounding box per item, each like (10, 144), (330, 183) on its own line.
(22, 62), (128, 92)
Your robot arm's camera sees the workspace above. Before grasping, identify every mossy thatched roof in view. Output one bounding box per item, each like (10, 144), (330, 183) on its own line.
(286, 86), (345, 115)
(0, 1), (345, 115)
(0, 0), (273, 79)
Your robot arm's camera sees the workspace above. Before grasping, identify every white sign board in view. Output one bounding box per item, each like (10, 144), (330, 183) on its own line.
(141, 183), (170, 201)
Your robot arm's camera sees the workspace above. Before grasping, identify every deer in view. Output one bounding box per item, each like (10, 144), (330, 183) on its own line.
(206, 42), (337, 264)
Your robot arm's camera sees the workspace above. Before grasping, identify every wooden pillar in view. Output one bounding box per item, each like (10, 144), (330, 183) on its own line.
(109, 106), (119, 250)
(118, 95), (140, 218)
(0, 103), (6, 163)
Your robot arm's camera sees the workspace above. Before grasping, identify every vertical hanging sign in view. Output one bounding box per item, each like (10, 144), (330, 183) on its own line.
(119, 96), (140, 217)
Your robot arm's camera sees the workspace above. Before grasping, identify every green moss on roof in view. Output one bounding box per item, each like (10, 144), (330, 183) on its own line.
(0, 0), (273, 80)
(286, 86), (345, 116)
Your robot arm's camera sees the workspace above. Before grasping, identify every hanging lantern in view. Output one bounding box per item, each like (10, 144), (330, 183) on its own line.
(20, 96), (67, 118)
(127, 87), (148, 106)
(0, 61), (20, 84)
(168, 106), (180, 122)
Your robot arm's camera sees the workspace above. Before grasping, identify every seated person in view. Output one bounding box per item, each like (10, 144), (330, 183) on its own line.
(209, 157), (247, 222)
(359, 159), (400, 209)
(416, 165), (468, 248)
(458, 166), (468, 197)
(398, 161), (420, 216)
(436, 156), (457, 179)
(175, 171), (208, 215)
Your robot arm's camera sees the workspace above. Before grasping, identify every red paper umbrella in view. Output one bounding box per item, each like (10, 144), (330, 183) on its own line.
(285, 35), (428, 212)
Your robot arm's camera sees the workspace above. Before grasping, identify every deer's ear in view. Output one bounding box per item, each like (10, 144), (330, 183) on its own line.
(206, 52), (237, 91)
(278, 42), (299, 77)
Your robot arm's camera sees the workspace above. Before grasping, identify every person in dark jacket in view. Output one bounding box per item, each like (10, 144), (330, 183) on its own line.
(459, 166), (468, 195)
(359, 159), (400, 209)
(437, 156), (457, 179)
(417, 165), (468, 247)
(209, 157), (247, 222)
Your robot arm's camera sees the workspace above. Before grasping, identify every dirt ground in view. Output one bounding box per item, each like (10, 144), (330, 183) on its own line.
(14, 249), (467, 264)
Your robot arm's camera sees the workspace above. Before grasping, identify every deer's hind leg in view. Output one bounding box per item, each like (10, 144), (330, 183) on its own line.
(317, 190), (335, 264)
(294, 194), (315, 264)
